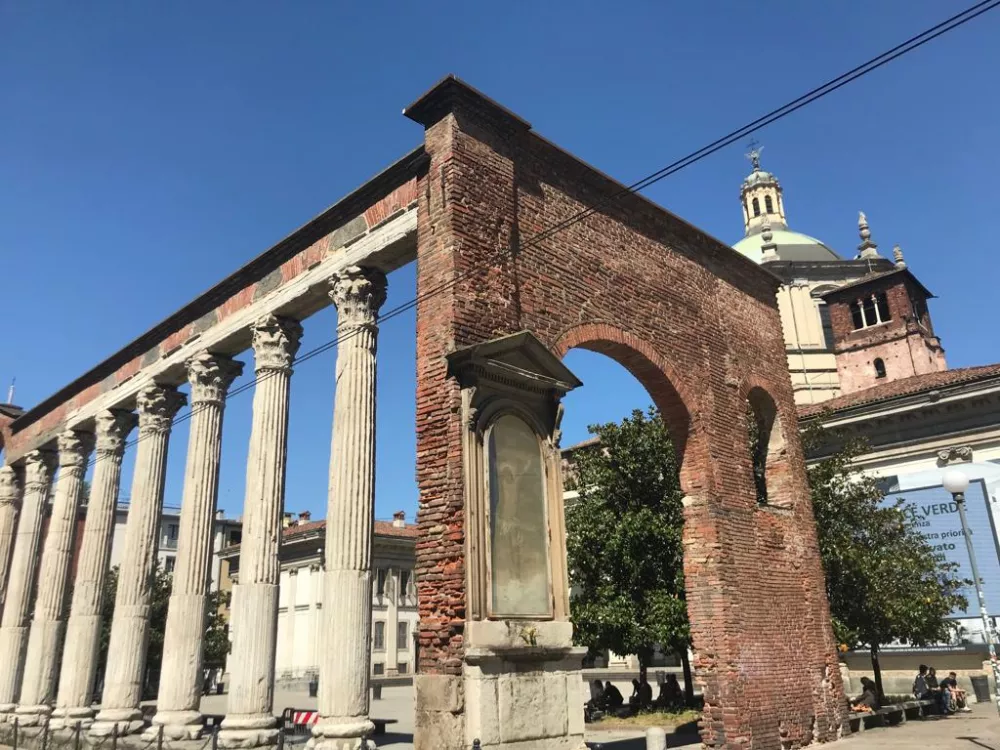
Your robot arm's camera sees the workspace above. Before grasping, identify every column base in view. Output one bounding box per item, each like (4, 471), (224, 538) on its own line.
(308, 718), (375, 750)
(0, 703), (17, 723)
(90, 707), (145, 737)
(147, 710), (204, 740)
(218, 714), (279, 748)
(48, 706), (95, 731)
(13, 705), (52, 727)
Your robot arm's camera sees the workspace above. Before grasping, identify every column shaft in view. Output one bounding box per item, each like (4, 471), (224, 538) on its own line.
(220, 315), (301, 750)
(91, 385), (186, 736)
(17, 430), (96, 724)
(152, 353), (242, 740)
(312, 266), (386, 750)
(0, 468), (22, 613)
(0, 449), (57, 716)
(51, 410), (136, 729)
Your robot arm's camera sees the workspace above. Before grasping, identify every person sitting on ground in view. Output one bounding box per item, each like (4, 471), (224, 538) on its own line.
(629, 678), (641, 707)
(656, 673), (683, 709)
(638, 676), (653, 709)
(940, 671), (972, 713)
(913, 664), (932, 700)
(851, 677), (878, 712)
(603, 680), (624, 711)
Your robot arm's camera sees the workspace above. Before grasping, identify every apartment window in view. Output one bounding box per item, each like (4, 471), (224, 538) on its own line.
(229, 530), (242, 545)
(373, 621), (385, 651)
(397, 662), (408, 675)
(167, 523), (178, 539)
(850, 293), (892, 330)
(376, 568), (387, 598)
(399, 570), (411, 600)
(398, 622), (409, 649)
(164, 555), (176, 573)
(373, 662), (384, 676)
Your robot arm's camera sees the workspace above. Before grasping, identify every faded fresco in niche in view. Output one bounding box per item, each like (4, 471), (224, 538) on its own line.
(487, 414), (551, 617)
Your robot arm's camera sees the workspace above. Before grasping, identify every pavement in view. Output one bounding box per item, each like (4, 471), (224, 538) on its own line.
(197, 686), (1000, 750)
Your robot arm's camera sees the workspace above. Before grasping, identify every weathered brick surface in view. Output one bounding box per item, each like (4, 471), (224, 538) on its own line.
(825, 272), (946, 395)
(409, 78), (845, 749)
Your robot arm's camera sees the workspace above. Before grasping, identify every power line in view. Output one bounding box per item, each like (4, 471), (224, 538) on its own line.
(80, 0), (998, 472)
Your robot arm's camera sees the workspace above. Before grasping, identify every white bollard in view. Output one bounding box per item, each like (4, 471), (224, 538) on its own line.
(646, 726), (667, 750)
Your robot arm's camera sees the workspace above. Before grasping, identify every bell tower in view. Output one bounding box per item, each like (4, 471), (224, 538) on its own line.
(740, 144), (787, 235)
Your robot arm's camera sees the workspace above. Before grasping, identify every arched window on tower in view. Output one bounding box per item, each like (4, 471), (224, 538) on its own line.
(752, 197), (760, 217)
(874, 358), (887, 379)
(764, 195), (774, 214)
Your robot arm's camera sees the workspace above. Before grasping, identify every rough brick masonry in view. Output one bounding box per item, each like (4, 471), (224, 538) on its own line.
(407, 77), (846, 750)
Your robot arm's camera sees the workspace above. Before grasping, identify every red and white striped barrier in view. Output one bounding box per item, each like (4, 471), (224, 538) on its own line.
(291, 711), (319, 726)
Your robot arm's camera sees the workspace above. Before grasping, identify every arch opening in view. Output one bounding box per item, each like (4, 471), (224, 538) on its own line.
(745, 386), (793, 508)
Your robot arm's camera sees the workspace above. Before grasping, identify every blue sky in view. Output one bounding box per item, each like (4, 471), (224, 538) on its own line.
(2, 1), (998, 522)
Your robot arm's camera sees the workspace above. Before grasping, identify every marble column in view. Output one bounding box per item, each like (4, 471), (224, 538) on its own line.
(90, 385), (186, 737)
(219, 314), (302, 749)
(0, 449), (57, 718)
(150, 353), (243, 740)
(16, 430), (96, 725)
(0, 467), (22, 612)
(51, 410), (137, 730)
(311, 266), (386, 750)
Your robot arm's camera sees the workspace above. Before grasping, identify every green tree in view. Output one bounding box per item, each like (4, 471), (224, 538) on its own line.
(565, 407), (690, 690)
(99, 563), (231, 696)
(807, 434), (969, 703)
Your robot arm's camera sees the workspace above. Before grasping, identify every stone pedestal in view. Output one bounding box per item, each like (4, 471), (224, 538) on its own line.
(0, 449), (57, 718)
(17, 430), (96, 725)
(0, 468), (22, 612)
(417, 622), (586, 750)
(220, 315), (301, 749)
(50, 411), (136, 730)
(150, 353), (242, 741)
(310, 266), (386, 750)
(91, 386), (186, 737)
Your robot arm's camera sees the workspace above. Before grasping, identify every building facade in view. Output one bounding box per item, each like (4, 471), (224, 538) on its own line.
(219, 511), (418, 683)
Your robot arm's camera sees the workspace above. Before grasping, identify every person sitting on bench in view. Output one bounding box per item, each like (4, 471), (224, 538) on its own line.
(851, 677), (878, 712)
(940, 671), (972, 713)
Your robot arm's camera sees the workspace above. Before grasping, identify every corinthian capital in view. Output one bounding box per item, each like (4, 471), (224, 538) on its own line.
(0, 467), (20, 507)
(187, 352), (245, 405)
(95, 409), (138, 456)
(250, 314), (303, 373)
(329, 266), (387, 329)
(136, 385), (187, 435)
(23, 449), (58, 492)
(57, 429), (96, 471)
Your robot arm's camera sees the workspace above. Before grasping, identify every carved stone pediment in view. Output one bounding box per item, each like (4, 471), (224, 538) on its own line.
(446, 331), (582, 397)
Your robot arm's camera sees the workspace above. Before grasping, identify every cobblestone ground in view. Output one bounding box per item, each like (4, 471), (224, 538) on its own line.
(199, 686), (1000, 750)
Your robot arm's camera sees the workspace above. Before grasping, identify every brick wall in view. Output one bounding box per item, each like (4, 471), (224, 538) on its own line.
(827, 276), (946, 394)
(409, 78), (845, 749)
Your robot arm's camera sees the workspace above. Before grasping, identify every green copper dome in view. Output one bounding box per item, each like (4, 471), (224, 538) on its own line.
(733, 229), (842, 264)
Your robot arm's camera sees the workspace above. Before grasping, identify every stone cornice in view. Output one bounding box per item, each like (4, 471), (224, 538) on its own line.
(187, 352), (245, 405)
(250, 314), (303, 373)
(329, 266), (388, 330)
(56, 429), (96, 470)
(95, 409), (138, 456)
(136, 385), (187, 435)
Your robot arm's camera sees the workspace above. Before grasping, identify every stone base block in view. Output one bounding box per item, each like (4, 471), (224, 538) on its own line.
(48, 708), (95, 732)
(13, 705), (51, 727)
(147, 710), (204, 741)
(218, 713), (279, 748)
(90, 707), (145, 737)
(308, 717), (375, 750)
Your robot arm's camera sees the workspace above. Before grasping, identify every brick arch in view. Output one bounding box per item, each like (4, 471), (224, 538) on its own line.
(553, 322), (708, 496)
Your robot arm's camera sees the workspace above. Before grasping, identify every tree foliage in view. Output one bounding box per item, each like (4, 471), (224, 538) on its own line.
(99, 561), (232, 695)
(565, 407), (689, 673)
(806, 431), (969, 697)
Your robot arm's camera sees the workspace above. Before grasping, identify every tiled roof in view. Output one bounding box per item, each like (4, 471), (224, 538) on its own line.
(819, 267), (934, 299)
(798, 364), (1000, 419)
(280, 519), (420, 541)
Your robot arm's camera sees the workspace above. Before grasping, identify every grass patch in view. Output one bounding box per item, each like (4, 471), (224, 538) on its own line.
(590, 709), (701, 731)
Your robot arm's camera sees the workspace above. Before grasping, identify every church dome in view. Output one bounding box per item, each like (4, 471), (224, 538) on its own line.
(733, 229), (842, 264)
(742, 169), (776, 187)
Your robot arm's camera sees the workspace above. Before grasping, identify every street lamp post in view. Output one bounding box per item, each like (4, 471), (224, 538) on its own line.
(943, 468), (1000, 716)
